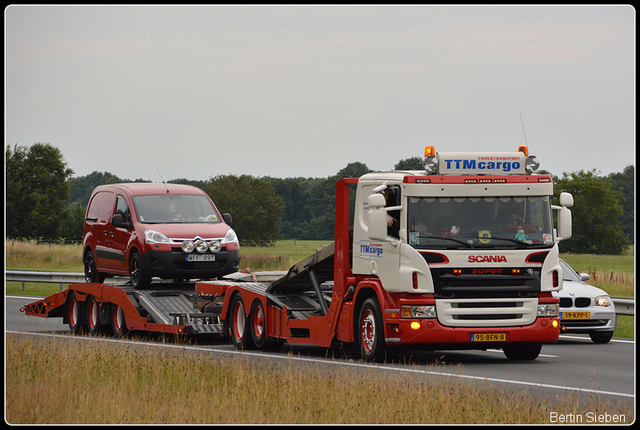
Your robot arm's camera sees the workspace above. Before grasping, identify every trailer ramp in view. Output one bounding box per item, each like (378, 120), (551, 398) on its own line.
(135, 289), (223, 334)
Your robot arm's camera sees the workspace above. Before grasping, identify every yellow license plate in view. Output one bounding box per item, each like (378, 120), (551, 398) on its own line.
(471, 333), (506, 342)
(561, 312), (591, 319)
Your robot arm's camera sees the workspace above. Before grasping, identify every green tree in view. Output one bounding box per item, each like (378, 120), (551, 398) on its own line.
(202, 175), (284, 244)
(608, 165), (634, 244)
(553, 169), (629, 255)
(6, 143), (74, 240)
(59, 201), (86, 241)
(394, 157), (423, 170)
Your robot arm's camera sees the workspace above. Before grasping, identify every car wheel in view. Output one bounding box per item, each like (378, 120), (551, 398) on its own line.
(129, 251), (151, 289)
(589, 331), (613, 344)
(84, 250), (105, 283)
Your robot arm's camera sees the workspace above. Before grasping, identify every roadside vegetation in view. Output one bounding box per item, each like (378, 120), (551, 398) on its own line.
(5, 239), (635, 338)
(6, 335), (633, 424)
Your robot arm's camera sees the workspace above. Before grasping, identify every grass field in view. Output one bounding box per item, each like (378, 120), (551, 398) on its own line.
(5, 335), (633, 424)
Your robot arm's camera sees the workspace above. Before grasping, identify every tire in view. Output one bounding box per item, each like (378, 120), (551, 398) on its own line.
(502, 343), (542, 361)
(84, 249), (105, 283)
(86, 296), (108, 335)
(358, 298), (386, 362)
(67, 291), (85, 334)
(589, 331), (613, 344)
(229, 294), (253, 350)
(250, 299), (269, 349)
(111, 303), (130, 338)
(129, 251), (151, 289)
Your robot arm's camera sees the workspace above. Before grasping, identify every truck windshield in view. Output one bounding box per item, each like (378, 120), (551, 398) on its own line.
(132, 194), (220, 224)
(407, 195), (554, 248)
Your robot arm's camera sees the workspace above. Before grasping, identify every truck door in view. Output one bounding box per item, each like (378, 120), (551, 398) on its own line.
(373, 185), (402, 292)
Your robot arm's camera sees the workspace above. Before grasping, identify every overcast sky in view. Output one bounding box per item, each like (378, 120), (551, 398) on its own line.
(5, 5), (635, 182)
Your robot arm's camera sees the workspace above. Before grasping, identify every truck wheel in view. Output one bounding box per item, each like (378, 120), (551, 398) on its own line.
(358, 298), (386, 362)
(502, 343), (542, 360)
(130, 251), (151, 289)
(111, 304), (130, 337)
(84, 250), (105, 283)
(250, 299), (268, 349)
(229, 294), (253, 350)
(67, 292), (85, 334)
(86, 296), (108, 335)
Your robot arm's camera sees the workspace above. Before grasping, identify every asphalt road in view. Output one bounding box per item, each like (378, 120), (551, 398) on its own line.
(6, 294), (635, 414)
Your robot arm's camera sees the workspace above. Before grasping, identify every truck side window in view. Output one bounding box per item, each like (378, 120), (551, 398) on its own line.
(384, 186), (401, 238)
(115, 195), (131, 224)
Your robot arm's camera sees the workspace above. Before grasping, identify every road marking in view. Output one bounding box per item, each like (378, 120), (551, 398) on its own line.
(7, 330), (633, 399)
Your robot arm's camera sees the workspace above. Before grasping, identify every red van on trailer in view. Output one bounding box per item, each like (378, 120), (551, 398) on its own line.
(83, 183), (240, 288)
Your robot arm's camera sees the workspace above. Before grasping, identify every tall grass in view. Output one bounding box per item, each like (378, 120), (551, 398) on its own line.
(5, 336), (633, 424)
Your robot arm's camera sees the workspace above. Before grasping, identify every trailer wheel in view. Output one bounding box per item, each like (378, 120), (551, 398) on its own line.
(250, 299), (268, 349)
(67, 292), (85, 334)
(130, 251), (151, 289)
(111, 304), (130, 338)
(87, 296), (108, 335)
(229, 294), (253, 350)
(502, 343), (542, 361)
(358, 298), (386, 362)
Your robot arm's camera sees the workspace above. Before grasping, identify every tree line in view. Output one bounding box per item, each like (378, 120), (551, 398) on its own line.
(6, 143), (634, 254)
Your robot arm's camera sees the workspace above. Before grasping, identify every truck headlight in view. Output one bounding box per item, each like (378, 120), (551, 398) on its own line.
(594, 296), (612, 307)
(401, 305), (436, 318)
(537, 304), (558, 317)
(223, 228), (238, 244)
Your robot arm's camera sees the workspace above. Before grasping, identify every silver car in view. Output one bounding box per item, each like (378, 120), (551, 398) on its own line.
(554, 259), (617, 343)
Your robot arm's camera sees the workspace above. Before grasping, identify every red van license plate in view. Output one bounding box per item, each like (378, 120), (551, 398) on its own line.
(186, 254), (216, 262)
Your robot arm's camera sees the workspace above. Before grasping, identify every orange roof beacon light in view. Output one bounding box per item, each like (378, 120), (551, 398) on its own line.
(422, 146), (438, 174)
(518, 146), (529, 156)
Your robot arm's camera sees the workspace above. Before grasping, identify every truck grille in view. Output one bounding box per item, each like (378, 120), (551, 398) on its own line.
(436, 297), (538, 327)
(430, 267), (540, 299)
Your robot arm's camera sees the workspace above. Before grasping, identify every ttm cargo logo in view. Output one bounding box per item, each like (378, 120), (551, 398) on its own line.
(361, 244), (384, 257)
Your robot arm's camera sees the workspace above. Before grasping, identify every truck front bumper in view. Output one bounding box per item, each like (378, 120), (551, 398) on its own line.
(384, 316), (560, 347)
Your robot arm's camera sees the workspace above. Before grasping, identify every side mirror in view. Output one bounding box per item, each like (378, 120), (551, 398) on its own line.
(580, 273), (591, 282)
(367, 209), (388, 241)
(556, 207), (572, 241)
(560, 192), (574, 207)
(368, 193), (386, 209)
(111, 214), (131, 230)
(222, 213), (232, 225)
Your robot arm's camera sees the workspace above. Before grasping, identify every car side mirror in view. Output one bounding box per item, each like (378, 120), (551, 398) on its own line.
(222, 213), (232, 225)
(111, 214), (131, 230)
(580, 273), (591, 282)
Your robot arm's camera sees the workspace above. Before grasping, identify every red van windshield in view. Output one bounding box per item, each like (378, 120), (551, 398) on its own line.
(131, 194), (220, 224)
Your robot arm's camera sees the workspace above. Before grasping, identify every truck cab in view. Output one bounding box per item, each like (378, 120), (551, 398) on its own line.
(349, 146), (573, 360)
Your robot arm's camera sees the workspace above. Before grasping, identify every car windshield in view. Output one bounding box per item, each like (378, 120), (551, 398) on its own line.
(407, 195), (554, 249)
(559, 260), (582, 282)
(132, 194), (220, 224)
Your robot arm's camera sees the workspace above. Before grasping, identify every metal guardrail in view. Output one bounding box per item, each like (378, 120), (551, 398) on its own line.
(5, 270), (128, 291)
(5, 270), (635, 316)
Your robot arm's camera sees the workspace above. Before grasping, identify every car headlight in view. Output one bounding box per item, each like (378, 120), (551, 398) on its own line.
(195, 239), (209, 253)
(145, 230), (170, 245)
(209, 240), (222, 253)
(401, 305), (436, 319)
(594, 296), (612, 307)
(537, 304), (558, 316)
(181, 240), (195, 253)
(223, 228), (238, 244)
